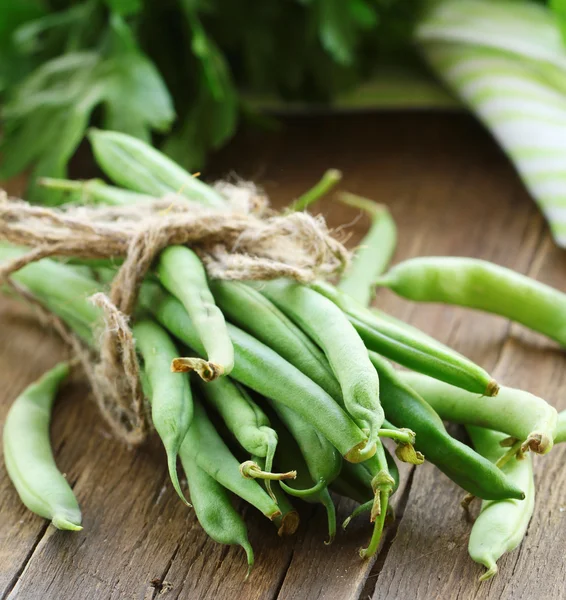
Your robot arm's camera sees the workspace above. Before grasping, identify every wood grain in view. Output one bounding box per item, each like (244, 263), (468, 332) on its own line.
(2, 113), (565, 599)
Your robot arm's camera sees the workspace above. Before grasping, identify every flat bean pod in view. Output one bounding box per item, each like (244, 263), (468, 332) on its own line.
(466, 426), (535, 581)
(401, 371), (557, 454)
(210, 280), (341, 399)
(254, 279), (383, 451)
(133, 320), (193, 504)
(180, 401), (281, 520)
(157, 245), (234, 379)
(3, 363), (82, 530)
(312, 281), (499, 396)
(180, 452), (254, 577)
(88, 129), (226, 207)
(138, 283), (374, 462)
(376, 256), (566, 346)
(368, 352), (525, 501)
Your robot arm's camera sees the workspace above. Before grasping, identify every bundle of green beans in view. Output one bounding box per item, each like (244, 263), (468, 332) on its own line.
(3, 131), (566, 582)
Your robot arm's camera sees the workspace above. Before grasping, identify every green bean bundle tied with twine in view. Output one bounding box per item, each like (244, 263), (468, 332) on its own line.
(0, 185), (349, 446)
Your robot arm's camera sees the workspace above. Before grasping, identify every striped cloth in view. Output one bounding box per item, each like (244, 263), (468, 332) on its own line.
(416, 0), (566, 246)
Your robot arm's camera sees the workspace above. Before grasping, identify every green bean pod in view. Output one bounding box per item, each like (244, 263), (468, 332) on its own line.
(267, 411), (338, 543)
(271, 402), (342, 542)
(254, 279), (383, 451)
(368, 352), (525, 501)
(312, 281), (499, 397)
(466, 426), (535, 581)
(132, 320), (193, 505)
(87, 129), (225, 207)
(210, 280), (341, 399)
(180, 401), (281, 521)
(138, 283), (374, 463)
(337, 194), (397, 306)
(3, 363), (82, 530)
(195, 376), (294, 495)
(554, 410), (566, 443)
(157, 246), (234, 379)
(180, 450), (254, 577)
(376, 256), (566, 346)
(401, 372), (557, 455)
(40, 177), (156, 206)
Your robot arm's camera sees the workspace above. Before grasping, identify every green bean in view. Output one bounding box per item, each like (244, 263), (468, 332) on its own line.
(270, 402), (342, 542)
(466, 426), (535, 581)
(337, 194), (397, 306)
(266, 409), (338, 543)
(138, 283), (374, 463)
(312, 281), (499, 397)
(132, 320), (193, 505)
(157, 246), (234, 379)
(554, 410), (566, 443)
(3, 362), (82, 530)
(87, 129), (225, 207)
(210, 280), (341, 399)
(401, 371), (557, 455)
(195, 376), (295, 494)
(376, 256), (566, 346)
(368, 352), (525, 501)
(0, 244), (101, 327)
(254, 279), (383, 451)
(180, 446), (254, 577)
(180, 400), (281, 520)
(40, 177), (156, 206)
(288, 169), (342, 212)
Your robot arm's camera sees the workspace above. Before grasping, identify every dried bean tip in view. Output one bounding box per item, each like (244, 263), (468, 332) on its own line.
(344, 440), (377, 463)
(170, 357), (224, 381)
(485, 379), (500, 397)
(277, 511), (300, 537)
(478, 563), (498, 582)
(523, 431), (553, 455)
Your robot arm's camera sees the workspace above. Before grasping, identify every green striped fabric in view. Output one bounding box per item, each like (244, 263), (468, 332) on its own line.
(416, 0), (566, 245)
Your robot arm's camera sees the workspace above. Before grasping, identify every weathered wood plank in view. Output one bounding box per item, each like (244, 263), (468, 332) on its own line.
(2, 113), (564, 599)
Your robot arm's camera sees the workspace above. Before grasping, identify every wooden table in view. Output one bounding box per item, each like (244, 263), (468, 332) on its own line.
(2, 113), (566, 600)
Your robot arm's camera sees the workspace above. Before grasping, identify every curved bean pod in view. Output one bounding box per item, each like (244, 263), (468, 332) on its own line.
(180, 401), (281, 520)
(337, 194), (397, 306)
(254, 279), (383, 451)
(268, 411), (338, 543)
(271, 402), (342, 542)
(157, 245), (234, 379)
(368, 352), (525, 501)
(138, 283), (374, 462)
(180, 452), (254, 577)
(401, 371), (557, 454)
(195, 376), (293, 494)
(312, 281), (499, 396)
(376, 256), (566, 346)
(132, 320), (193, 505)
(3, 363), (82, 530)
(210, 280), (341, 399)
(466, 426), (535, 581)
